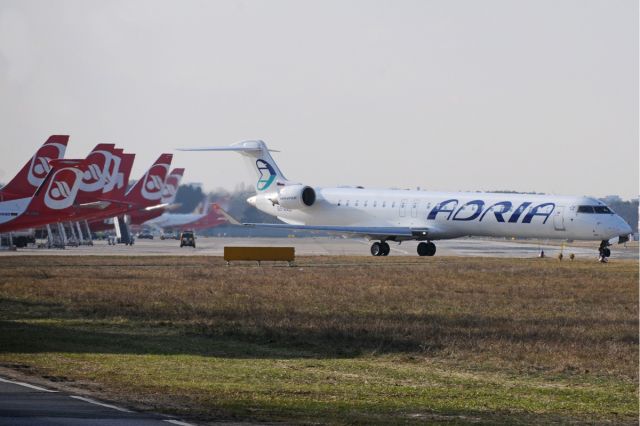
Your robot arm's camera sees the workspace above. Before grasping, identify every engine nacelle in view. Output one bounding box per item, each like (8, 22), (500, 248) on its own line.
(276, 185), (316, 209)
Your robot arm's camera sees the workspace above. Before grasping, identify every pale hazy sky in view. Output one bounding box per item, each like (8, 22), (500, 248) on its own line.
(0, 0), (638, 198)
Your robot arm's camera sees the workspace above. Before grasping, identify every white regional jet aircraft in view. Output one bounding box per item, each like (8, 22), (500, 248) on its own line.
(179, 141), (632, 259)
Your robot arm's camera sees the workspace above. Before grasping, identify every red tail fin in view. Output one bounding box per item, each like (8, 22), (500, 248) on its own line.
(75, 144), (117, 203)
(188, 203), (227, 230)
(109, 153), (135, 200)
(160, 168), (185, 204)
(0, 135), (69, 198)
(27, 159), (87, 214)
(125, 154), (173, 207)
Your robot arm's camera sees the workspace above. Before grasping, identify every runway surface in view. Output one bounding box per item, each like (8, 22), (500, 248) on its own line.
(0, 376), (192, 426)
(1, 236), (637, 260)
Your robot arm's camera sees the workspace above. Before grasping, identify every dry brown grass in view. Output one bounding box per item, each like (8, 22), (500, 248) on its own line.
(0, 255), (637, 424)
(2, 256), (636, 375)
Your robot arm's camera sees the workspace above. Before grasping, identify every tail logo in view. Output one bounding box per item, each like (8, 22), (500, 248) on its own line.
(27, 143), (66, 187)
(79, 151), (109, 192)
(141, 163), (169, 201)
(256, 159), (276, 191)
(161, 176), (179, 200)
(79, 150), (122, 193)
(101, 153), (123, 193)
(44, 168), (82, 210)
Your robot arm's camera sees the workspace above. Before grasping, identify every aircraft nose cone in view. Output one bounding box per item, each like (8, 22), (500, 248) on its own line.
(618, 217), (633, 235)
(247, 195), (256, 206)
(607, 215), (633, 238)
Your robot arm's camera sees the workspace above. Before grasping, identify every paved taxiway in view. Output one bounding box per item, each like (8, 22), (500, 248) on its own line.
(0, 377), (192, 426)
(1, 236), (637, 259)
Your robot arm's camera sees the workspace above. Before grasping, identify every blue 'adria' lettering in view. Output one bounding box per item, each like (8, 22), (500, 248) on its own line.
(478, 201), (512, 222)
(452, 200), (485, 221)
(427, 199), (458, 220)
(426, 199), (557, 225)
(522, 203), (555, 224)
(508, 202), (532, 223)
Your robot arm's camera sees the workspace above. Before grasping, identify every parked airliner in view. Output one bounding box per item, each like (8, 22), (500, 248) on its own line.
(144, 203), (226, 231)
(179, 141), (632, 259)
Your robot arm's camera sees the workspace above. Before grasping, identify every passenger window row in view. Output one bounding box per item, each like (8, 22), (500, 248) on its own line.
(336, 200), (400, 208)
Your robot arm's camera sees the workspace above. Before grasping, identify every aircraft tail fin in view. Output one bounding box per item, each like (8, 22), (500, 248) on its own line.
(27, 158), (88, 214)
(75, 144), (117, 203)
(1, 135), (69, 197)
(212, 203), (241, 225)
(111, 153), (135, 199)
(125, 154), (173, 206)
(177, 140), (287, 193)
(160, 168), (185, 204)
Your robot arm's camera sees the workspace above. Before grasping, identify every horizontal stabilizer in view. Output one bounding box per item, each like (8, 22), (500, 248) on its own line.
(177, 146), (280, 153)
(164, 202), (182, 211)
(77, 201), (111, 210)
(177, 140), (279, 153)
(143, 203), (170, 212)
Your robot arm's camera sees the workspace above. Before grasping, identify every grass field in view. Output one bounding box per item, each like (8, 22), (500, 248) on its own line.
(0, 256), (637, 425)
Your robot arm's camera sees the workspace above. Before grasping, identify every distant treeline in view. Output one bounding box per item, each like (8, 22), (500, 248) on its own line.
(173, 185), (638, 233)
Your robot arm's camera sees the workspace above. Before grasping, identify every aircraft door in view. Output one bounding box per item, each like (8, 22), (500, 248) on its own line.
(399, 199), (407, 217)
(411, 200), (418, 218)
(553, 206), (565, 231)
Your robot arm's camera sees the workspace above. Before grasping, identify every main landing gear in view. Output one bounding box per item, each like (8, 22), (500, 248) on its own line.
(417, 241), (436, 257)
(598, 240), (611, 263)
(371, 241), (437, 257)
(370, 241), (390, 256)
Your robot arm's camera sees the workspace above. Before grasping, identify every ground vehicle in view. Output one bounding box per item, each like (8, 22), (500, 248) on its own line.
(137, 231), (154, 239)
(180, 230), (196, 248)
(160, 231), (178, 240)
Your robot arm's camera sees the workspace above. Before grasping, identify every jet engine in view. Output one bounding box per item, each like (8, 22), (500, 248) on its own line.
(276, 185), (316, 209)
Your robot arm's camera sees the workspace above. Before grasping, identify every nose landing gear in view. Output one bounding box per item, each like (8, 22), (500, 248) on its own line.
(417, 241), (436, 256)
(598, 240), (611, 263)
(370, 241), (390, 256)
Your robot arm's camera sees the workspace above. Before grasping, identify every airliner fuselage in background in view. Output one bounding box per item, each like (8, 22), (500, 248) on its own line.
(179, 141), (632, 259)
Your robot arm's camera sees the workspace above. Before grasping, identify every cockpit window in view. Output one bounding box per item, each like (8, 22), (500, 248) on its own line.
(577, 206), (594, 213)
(577, 205), (612, 214)
(594, 206), (612, 214)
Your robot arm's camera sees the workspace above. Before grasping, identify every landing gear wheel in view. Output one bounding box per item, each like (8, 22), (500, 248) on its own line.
(371, 242), (382, 256)
(380, 242), (390, 256)
(417, 241), (436, 257)
(598, 240), (611, 262)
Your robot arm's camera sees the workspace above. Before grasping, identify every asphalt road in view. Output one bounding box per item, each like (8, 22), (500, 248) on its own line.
(1, 236), (637, 260)
(0, 377), (192, 426)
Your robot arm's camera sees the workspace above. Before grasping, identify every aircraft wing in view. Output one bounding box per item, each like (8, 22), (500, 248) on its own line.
(212, 204), (435, 239)
(243, 223), (432, 240)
